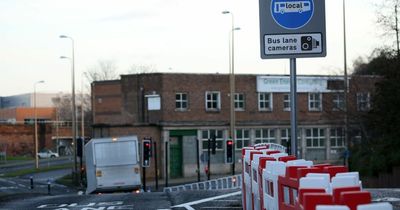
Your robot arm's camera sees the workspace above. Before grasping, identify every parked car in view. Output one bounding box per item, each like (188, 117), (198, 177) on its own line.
(37, 149), (59, 159)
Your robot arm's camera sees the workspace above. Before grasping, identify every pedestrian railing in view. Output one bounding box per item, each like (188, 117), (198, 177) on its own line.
(163, 174), (242, 193)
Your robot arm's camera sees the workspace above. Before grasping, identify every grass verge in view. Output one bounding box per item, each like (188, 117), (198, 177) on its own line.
(0, 156), (34, 165)
(2, 164), (73, 177)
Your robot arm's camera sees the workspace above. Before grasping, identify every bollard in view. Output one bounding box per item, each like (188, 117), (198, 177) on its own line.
(30, 176), (34, 189)
(47, 179), (51, 195)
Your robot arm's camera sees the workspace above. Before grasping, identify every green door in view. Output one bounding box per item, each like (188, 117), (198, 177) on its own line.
(170, 136), (183, 178)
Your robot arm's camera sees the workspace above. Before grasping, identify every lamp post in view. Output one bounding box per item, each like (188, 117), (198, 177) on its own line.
(342, 0), (350, 167)
(34, 80), (45, 169)
(59, 35), (77, 179)
(81, 74), (85, 141)
(222, 10), (240, 175)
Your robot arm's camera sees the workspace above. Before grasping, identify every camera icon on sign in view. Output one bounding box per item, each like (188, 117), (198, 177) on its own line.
(301, 36), (320, 51)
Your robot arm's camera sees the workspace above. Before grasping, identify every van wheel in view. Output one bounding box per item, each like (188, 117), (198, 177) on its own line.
(51, 155), (56, 158)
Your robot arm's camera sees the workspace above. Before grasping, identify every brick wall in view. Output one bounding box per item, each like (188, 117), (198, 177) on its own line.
(0, 124), (64, 156)
(92, 74), (380, 127)
(92, 80), (122, 125)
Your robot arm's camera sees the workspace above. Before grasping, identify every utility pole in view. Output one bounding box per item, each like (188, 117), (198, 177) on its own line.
(395, 4), (400, 59)
(343, 0), (350, 167)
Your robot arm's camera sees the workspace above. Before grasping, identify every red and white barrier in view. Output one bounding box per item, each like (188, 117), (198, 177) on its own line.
(241, 143), (394, 210)
(356, 202), (393, 210)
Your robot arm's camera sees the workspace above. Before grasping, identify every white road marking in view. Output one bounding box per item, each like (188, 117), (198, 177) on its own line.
(172, 191), (242, 210)
(373, 197), (400, 202)
(200, 207), (242, 209)
(0, 186), (17, 190)
(7, 180), (16, 184)
(212, 199), (239, 202)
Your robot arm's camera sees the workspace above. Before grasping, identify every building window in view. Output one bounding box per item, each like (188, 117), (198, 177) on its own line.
(175, 93), (188, 110)
(255, 129), (276, 144)
(305, 128), (325, 148)
(258, 93), (273, 111)
(333, 93), (345, 111)
(357, 92), (370, 111)
(280, 128), (301, 147)
(201, 129), (223, 150)
(235, 129), (250, 149)
(330, 128), (345, 148)
(283, 94), (290, 111)
(205, 91), (221, 111)
(235, 93), (245, 111)
(308, 93), (322, 111)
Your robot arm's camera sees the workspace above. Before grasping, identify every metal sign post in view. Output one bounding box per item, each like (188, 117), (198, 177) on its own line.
(290, 58), (297, 156)
(259, 0), (327, 157)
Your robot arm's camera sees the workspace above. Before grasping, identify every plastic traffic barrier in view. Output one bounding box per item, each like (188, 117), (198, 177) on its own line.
(302, 193), (333, 210)
(356, 202), (393, 210)
(258, 157), (276, 210)
(332, 186), (361, 204)
(251, 154), (270, 210)
(242, 147), (254, 210)
(244, 150), (263, 210)
(339, 191), (371, 210)
(263, 161), (287, 210)
(298, 188), (325, 205)
(316, 205), (350, 210)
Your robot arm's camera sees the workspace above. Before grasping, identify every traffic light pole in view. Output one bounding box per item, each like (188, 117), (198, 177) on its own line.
(196, 138), (200, 182)
(142, 167), (146, 191)
(153, 141), (158, 190)
(207, 138), (211, 180)
(165, 141), (168, 187)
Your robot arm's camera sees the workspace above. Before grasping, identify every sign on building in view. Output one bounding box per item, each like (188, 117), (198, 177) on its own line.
(259, 0), (326, 59)
(145, 94), (161, 111)
(256, 76), (342, 93)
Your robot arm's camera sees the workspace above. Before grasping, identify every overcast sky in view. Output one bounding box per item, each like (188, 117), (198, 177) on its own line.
(0, 0), (392, 96)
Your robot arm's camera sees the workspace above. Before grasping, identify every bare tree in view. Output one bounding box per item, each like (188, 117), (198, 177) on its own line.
(52, 94), (73, 122)
(376, 0), (400, 57)
(128, 64), (157, 74)
(84, 60), (119, 82)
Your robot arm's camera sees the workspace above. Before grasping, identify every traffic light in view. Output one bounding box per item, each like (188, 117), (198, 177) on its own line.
(211, 135), (217, 155)
(142, 139), (152, 167)
(226, 139), (234, 164)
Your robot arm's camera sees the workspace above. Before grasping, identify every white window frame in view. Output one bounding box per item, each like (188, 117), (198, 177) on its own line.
(234, 93), (245, 111)
(357, 92), (370, 111)
(175, 92), (188, 111)
(330, 128), (345, 148)
(258, 92), (273, 111)
(255, 129), (276, 144)
(201, 129), (224, 150)
(308, 93), (322, 111)
(280, 128), (301, 145)
(305, 128), (325, 148)
(205, 91), (221, 111)
(235, 129), (250, 150)
(333, 92), (345, 111)
(283, 93), (291, 111)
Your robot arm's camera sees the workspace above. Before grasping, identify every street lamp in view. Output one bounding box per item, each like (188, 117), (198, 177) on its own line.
(34, 80), (45, 169)
(59, 35), (78, 178)
(222, 10), (240, 175)
(342, 0), (350, 167)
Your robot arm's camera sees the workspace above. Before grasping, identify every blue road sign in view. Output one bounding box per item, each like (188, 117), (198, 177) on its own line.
(270, 0), (314, 30)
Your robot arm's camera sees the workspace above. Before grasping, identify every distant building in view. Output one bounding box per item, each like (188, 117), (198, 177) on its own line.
(0, 92), (88, 156)
(91, 73), (379, 178)
(0, 93), (57, 123)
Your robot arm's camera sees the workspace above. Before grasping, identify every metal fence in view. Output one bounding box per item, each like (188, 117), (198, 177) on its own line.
(163, 174), (242, 193)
